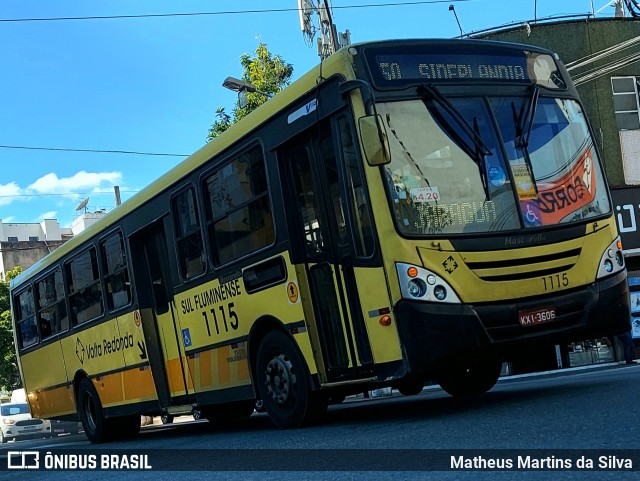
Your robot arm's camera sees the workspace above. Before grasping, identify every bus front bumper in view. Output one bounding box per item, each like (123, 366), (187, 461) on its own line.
(394, 270), (630, 373)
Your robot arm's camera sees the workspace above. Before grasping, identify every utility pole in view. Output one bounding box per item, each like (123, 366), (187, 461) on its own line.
(299, 0), (351, 60)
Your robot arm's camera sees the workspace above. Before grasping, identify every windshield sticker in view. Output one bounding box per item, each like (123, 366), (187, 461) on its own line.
(486, 159), (506, 187)
(410, 186), (440, 203)
(512, 163), (537, 201)
(521, 148), (596, 225)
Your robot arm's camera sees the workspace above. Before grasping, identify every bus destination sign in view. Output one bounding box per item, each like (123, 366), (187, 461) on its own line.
(370, 50), (564, 89)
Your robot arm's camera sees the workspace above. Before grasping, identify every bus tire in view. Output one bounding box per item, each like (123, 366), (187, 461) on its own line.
(397, 377), (425, 396)
(76, 377), (109, 443)
(437, 357), (502, 397)
(256, 331), (324, 429)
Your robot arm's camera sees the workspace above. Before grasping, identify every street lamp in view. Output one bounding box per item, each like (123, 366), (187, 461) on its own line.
(222, 76), (270, 108)
(448, 5), (464, 37)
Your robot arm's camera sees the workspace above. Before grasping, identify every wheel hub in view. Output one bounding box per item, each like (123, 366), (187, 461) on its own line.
(265, 353), (296, 404)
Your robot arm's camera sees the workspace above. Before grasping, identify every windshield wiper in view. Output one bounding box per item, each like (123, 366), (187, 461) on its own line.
(419, 84), (491, 200)
(512, 86), (540, 195)
(514, 85), (540, 149)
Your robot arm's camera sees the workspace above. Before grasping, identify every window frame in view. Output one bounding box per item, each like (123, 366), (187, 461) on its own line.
(64, 245), (104, 326)
(99, 229), (133, 312)
(170, 185), (207, 282)
(13, 286), (39, 350)
(612, 76), (640, 131)
(201, 143), (275, 267)
(35, 267), (69, 340)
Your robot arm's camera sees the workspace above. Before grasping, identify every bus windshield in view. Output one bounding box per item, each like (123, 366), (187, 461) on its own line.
(378, 94), (610, 236)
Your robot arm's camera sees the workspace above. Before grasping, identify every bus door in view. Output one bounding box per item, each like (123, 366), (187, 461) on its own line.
(278, 116), (376, 382)
(130, 220), (190, 407)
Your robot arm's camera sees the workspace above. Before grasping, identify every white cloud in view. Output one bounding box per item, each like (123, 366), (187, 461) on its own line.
(0, 181), (23, 207)
(2, 216), (15, 223)
(27, 171), (123, 196)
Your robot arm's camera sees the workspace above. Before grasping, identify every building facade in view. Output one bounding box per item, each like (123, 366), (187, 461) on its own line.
(0, 211), (106, 280)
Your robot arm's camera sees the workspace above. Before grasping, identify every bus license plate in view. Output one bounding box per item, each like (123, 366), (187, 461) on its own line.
(519, 306), (556, 326)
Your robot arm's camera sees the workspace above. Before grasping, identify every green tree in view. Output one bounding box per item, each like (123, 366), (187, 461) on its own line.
(207, 42), (293, 140)
(0, 267), (23, 391)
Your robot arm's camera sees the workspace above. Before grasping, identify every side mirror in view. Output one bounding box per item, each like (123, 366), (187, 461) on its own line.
(359, 114), (391, 166)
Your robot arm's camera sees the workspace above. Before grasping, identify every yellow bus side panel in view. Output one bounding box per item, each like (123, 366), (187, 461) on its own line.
(121, 366), (157, 402)
(21, 341), (67, 394)
(352, 267), (402, 364)
(95, 366), (157, 409)
(175, 252), (319, 394)
(28, 385), (75, 419)
(165, 356), (189, 397)
(60, 321), (126, 385)
(94, 372), (124, 407)
(186, 345), (251, 393)
(21, 341), (74, 418)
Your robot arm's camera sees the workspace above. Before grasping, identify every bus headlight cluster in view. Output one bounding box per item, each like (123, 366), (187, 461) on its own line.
(597, 237), (625, 280)
(396, 263), (461, 304)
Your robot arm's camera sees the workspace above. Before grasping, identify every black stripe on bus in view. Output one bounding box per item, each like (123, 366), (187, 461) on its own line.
(88, 361), (151, 381)
(29, 380), (74, 394)
(184, 335), (249, 358)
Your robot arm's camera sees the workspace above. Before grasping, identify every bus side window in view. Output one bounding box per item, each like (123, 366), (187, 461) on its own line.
(14, 288), (38, 349)
(65, 248), (104, 325)
(172, 187), (206, 280)
(35, 268), (68, 339)
(203, 145), (275, 265)
(100, 232), (132, 311)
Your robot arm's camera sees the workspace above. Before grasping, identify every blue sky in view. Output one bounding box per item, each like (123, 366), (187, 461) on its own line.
(0, 0), (623, 227)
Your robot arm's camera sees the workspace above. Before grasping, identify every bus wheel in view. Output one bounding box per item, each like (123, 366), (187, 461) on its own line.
(437, 358), (502, 397)
(77, 377), (108, 443)
(256, 331), (324, 428)
(397, 377), (425, 396)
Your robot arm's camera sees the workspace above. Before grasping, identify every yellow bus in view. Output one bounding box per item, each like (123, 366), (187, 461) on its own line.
(10, 39), (630, 443)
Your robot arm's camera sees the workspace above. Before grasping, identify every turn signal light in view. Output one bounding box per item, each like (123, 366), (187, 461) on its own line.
(617, 240), (623, 250)
(379, 315), (392, 326)
(407, 266), (418, 278)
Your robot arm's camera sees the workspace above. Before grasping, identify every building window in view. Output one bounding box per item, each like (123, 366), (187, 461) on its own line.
(65, 248), (104, 325)
(612, 76), (640, 130)
(172, 187), (206, 280)
(7, 237), (18, 242)
(29, 236), (39, 242)
(100, 232), (132, 311)
(203, 145), (274, 265)
(36, 268), (68, 339)
(14, 288), (38, 349)
(613, 77), (640, 184)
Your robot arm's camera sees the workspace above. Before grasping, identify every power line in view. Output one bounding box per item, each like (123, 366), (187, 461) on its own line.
(0, 191), (137, 199)
(0, 1), (471, 23)
(0, 145), (188, 157)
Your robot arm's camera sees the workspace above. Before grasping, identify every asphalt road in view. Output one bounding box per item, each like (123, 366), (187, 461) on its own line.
(1, 363), (639, 481)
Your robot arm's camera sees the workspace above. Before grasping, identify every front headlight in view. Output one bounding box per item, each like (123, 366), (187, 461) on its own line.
(596, 237), (625, 279)
(396, 263), (461, 303)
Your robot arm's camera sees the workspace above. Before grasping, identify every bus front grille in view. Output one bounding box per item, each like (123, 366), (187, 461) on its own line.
(465, 248), (582, 282)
